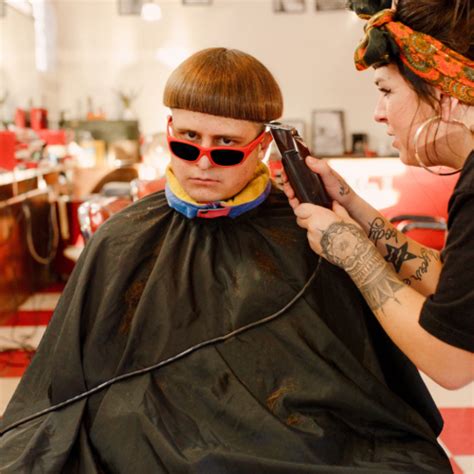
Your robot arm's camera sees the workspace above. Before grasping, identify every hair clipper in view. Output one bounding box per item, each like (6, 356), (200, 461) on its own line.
(267, 122), (331, 208)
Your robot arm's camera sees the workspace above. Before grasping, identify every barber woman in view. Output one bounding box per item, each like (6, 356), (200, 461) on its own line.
(284, 0), (473, 390)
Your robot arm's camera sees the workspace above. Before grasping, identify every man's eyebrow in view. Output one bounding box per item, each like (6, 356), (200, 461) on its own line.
(173, 127), (243, 140)
(212, 133), (244, 141)
(173, 126), (196, 133)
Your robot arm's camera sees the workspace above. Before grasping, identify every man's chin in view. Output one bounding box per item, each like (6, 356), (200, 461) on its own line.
(186, 189), (224, 204)
(183, 182), (242, 203)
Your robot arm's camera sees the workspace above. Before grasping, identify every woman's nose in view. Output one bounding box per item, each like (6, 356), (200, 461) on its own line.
(374, 97), (387, 123)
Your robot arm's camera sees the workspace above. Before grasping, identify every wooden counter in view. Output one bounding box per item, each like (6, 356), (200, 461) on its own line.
(0, 166), (65, 316)
(0, 166), (64, 201)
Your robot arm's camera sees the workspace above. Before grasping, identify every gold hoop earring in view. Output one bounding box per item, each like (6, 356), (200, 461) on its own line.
(413, 115), (465, 176)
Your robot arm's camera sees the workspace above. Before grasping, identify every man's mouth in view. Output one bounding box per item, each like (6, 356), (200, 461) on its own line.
(189, 177), (219, 184)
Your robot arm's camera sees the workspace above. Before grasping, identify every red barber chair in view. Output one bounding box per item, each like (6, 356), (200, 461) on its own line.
(77, 178), (166, 242)
(327, 158), (459, 251)
(78, 196), (132, 242)
(130, 177), (166, 201)
(379, 166), (459, 250)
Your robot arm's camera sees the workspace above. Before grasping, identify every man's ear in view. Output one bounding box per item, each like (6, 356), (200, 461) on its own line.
(260, 133), (273, 154)
(256, 135), (272, 161)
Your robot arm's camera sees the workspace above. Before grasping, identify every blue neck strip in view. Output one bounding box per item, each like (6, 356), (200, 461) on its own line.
(165, 181), (272, 219)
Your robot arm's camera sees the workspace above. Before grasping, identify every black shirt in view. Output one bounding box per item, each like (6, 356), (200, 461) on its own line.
(419, 150), (474, 352)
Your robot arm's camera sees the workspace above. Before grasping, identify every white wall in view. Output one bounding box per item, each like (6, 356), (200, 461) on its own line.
(0, 5), (40, 119)
(3, 0), (393, 153)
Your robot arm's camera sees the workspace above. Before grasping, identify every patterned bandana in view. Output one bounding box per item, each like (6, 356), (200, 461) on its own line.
(165, 162), (272, 219)
(354, 9), (474, 105)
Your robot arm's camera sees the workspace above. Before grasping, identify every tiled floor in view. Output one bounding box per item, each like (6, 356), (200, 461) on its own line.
(1, 287), (473, 472)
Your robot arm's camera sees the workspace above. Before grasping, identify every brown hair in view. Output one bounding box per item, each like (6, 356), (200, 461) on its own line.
(394, 0), (473, 108)
(163, 48), (283, 123)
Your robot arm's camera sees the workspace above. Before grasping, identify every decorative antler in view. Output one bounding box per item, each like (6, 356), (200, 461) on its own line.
(116, 89), (140, 109)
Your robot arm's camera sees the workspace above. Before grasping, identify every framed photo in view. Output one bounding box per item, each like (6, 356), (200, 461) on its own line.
(351, 133), (368, 155)
(268, 118), (307, 166)
(315, 0), (347, 11)
(273, 0), (306, 13)
(282, 119), (306, 140)
(183, 0), (212, 5)
(311, 109), (346, 156)
(118, 0), (143, 15)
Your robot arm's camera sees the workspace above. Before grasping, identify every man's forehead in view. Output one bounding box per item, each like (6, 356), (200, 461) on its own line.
(171, 109), (261, 137)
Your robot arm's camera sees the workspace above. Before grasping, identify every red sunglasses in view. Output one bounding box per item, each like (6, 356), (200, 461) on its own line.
(166, 117), (269, 167)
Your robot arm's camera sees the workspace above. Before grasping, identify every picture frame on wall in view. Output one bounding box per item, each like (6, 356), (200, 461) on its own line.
(182, 0), (212, 5)
(315, 0), (347, 11)
(311, 109), (346, 156)
(118, 0), (143, 15)
(273, 0), (306, 14)
(268, 118), (307, 165)
(282, 119), (306, 140)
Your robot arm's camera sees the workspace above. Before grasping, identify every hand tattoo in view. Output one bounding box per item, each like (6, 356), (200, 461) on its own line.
(338, 179), (351, 197)
(320, 222), (404, 312)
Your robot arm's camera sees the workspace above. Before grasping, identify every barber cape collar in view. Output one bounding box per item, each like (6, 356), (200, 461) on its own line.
(165, 162), (271, 219)
(354, 9), (474, 105)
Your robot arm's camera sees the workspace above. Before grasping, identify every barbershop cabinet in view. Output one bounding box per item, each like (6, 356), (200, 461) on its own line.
(0, 167), (68, 317)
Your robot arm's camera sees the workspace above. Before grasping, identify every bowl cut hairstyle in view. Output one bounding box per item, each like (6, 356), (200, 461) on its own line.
(163, 48), (283, 123)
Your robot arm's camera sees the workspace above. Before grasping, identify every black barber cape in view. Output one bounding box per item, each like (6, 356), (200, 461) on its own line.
(0, 188), (451, 473)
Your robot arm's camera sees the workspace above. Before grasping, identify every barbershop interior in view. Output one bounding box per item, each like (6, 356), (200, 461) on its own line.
(0, 0), (473, 472)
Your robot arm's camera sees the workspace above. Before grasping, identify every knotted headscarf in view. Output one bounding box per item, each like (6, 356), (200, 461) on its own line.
(353, 8), (474, 105)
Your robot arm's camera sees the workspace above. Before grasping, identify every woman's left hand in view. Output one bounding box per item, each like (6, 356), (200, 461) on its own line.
(294, 200), (369, 269)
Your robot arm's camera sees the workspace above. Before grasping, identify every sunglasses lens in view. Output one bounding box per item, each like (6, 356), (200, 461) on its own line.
(170, 141), (200, 161)
(211, 149), (245, 166)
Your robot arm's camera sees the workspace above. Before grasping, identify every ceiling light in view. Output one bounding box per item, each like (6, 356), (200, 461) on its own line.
(141, 2), (162, 22)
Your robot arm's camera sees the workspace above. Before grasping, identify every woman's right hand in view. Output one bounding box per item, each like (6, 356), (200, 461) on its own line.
(283, 156), (359, 212)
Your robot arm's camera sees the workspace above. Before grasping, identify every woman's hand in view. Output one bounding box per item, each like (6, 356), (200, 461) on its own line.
(282, 156), (358, 212)
(293, 201), (370, 271)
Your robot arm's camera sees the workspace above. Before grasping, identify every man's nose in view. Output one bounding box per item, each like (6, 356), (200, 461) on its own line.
(197, 154), (213, 169)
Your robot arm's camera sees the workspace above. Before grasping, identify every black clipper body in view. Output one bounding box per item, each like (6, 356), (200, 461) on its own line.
(267, 122), (332, 208)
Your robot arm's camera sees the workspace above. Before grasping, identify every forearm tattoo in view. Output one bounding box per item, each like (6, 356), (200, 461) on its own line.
(368, 217), (419, 274)
(403, 248), (440, 286)
(320, 222), (404, 312)
(368, 217), (398, 245)
(384, 242), (417, 273)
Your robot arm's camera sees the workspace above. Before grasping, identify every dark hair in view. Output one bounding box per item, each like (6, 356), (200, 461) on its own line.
(394, 0), (473, 108)
(163, 48), (283, 123)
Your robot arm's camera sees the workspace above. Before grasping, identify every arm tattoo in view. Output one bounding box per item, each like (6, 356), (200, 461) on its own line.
(320, 222), (404, 312)
(404, 248), (440, 284)
(368, 217), (399, 245)
(384, 242), (417, 273)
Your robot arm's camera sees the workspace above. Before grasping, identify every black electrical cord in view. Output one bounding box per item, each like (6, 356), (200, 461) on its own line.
(0, 259), (322, 437)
